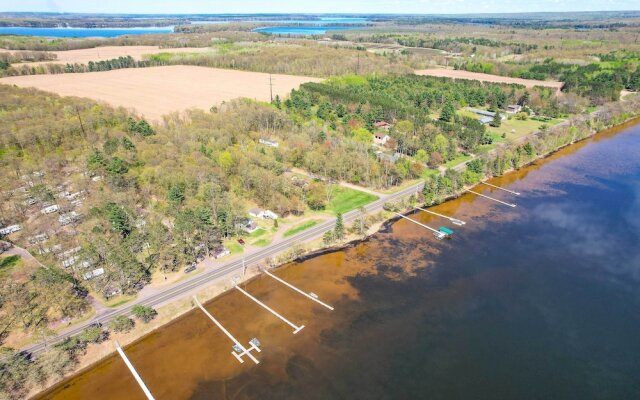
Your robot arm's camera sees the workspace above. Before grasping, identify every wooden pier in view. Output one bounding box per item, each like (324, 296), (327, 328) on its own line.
(467, 190), (517, 208)
(262, 269), (334, 311)
(415, 206), (466, 226)
(394, 212), (448, 239)
(481, 181), (521, 196)
(235, 286), (305, 334)
(115, 341), (155, 400)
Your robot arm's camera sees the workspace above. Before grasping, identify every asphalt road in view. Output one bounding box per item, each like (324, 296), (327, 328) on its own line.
(23, 181), (424, 356)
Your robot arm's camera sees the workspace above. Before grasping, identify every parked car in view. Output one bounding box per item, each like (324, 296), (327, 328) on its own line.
(184, 264), (197, 273)
(237, 238), (246, 245)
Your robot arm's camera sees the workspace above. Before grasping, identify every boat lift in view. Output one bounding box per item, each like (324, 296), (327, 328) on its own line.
(394, 212), (452, 240)
(481, 181), (521, 196)
(467, 190), (517, 208)
(193, 296), (261, 364)
(262, 269), (334, 311)
(415, 206), (466, 226)
(235, 285), (305, 334)
(115, 341), (155, 400)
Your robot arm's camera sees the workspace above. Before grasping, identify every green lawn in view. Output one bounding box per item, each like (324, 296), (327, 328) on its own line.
(252, 238), (272, 247)
(284, 220), (319, 237)
(421, 168), (440, 179)
(487, 117), (564, 141)
(248, 228), (266, 238)
(0, 255), (20, 278)
(444, 154), (473, 169)
(327, 186), (378, 215)
(227, 242), (244, 254)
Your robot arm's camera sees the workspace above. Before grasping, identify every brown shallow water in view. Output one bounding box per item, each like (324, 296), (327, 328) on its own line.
(38, 119), (640, 400)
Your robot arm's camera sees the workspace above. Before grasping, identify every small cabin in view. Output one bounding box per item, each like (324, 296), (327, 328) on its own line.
(374, 132), (390, 145)
(83, 268), (105, 280)
(373, 121), (391, 131)
(212, 246), (230, 259)
(249, 208), (278, 220)
(40, 204), (60, 214)
(506, 105), (523, 114)
(0, 224), (22, 235)
(259, 138), (279, 148)
(242, 219), (259, 233)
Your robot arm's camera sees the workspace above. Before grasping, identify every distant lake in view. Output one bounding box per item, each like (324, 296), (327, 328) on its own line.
(194, 17), (369, 24)
(253, 25), (364, 35)
(0, 26), (174, 38)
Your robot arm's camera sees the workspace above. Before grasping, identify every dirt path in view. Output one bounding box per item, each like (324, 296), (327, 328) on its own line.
(289, 167), (384, 197)
(1, 242), (48, 269)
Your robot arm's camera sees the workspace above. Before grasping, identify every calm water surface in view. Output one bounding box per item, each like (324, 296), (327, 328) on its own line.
(0, 26), (173, 38)
(40, 121), (640, 399)
(253, 25), (363, 35)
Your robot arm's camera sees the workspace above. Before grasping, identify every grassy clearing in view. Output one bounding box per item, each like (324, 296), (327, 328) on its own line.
(487, 117), (564, 141)
(444, 154), (473, 169)
(421, 168), (440, 179)
(327, 186), (378, 214)
(227, 242), (244, 254)
(0, 255), (20, 269)
(284, 220), (319, 237)
(0, 255), (21, 278)
(106, 295), (135, 308)
(248, 227), (266, 238)
(252, 238), (272, 247)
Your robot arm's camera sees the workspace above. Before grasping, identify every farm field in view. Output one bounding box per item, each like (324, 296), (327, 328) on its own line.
(1, 65), (322, 121)
(415, 68), (564, 90)
(7, 45), (215, 67)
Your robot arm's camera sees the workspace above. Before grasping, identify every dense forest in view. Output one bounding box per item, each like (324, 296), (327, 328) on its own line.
(0, 81), (427, 312)
(282, 74), (564, 166)
(454, 52), (640, 104)
(0, 43), (410, 78)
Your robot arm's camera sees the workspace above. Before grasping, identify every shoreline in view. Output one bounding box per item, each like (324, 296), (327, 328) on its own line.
(28, 112), (640, 399)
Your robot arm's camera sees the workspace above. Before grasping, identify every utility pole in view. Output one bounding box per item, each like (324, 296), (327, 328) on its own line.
(356, 53), (360, 75)
(75, 106), (86, 138)
(269, 74), (273, 102)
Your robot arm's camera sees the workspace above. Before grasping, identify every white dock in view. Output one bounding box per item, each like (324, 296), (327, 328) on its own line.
(467, 190), (517, 208)
(481, 181), (521, 196)
(394, 212), (447, 239)
(193, 296), (260, 364)
(263, 269), (334, 311)
(415, 207), (466, 226)
(114, 341), (155, 400)
(235, 285), (305, 334)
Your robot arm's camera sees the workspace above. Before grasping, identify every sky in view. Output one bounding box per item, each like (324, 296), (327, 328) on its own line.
(0, 0), (638, 15)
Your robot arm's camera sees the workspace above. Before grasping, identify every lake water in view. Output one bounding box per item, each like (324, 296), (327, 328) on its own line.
(0, 26), (174, 38)
(253, 25), (364, 35)
(38, 120), (640, 399)
(195, 18), (368, 25)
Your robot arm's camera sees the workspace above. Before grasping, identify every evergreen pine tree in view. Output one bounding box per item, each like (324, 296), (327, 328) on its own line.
(334, 213), (345, 240)
(490, 111), (502, 127)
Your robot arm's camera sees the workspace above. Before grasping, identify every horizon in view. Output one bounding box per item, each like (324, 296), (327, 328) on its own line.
(1, 0), (639, 15)
(1, 10), (640, 16)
